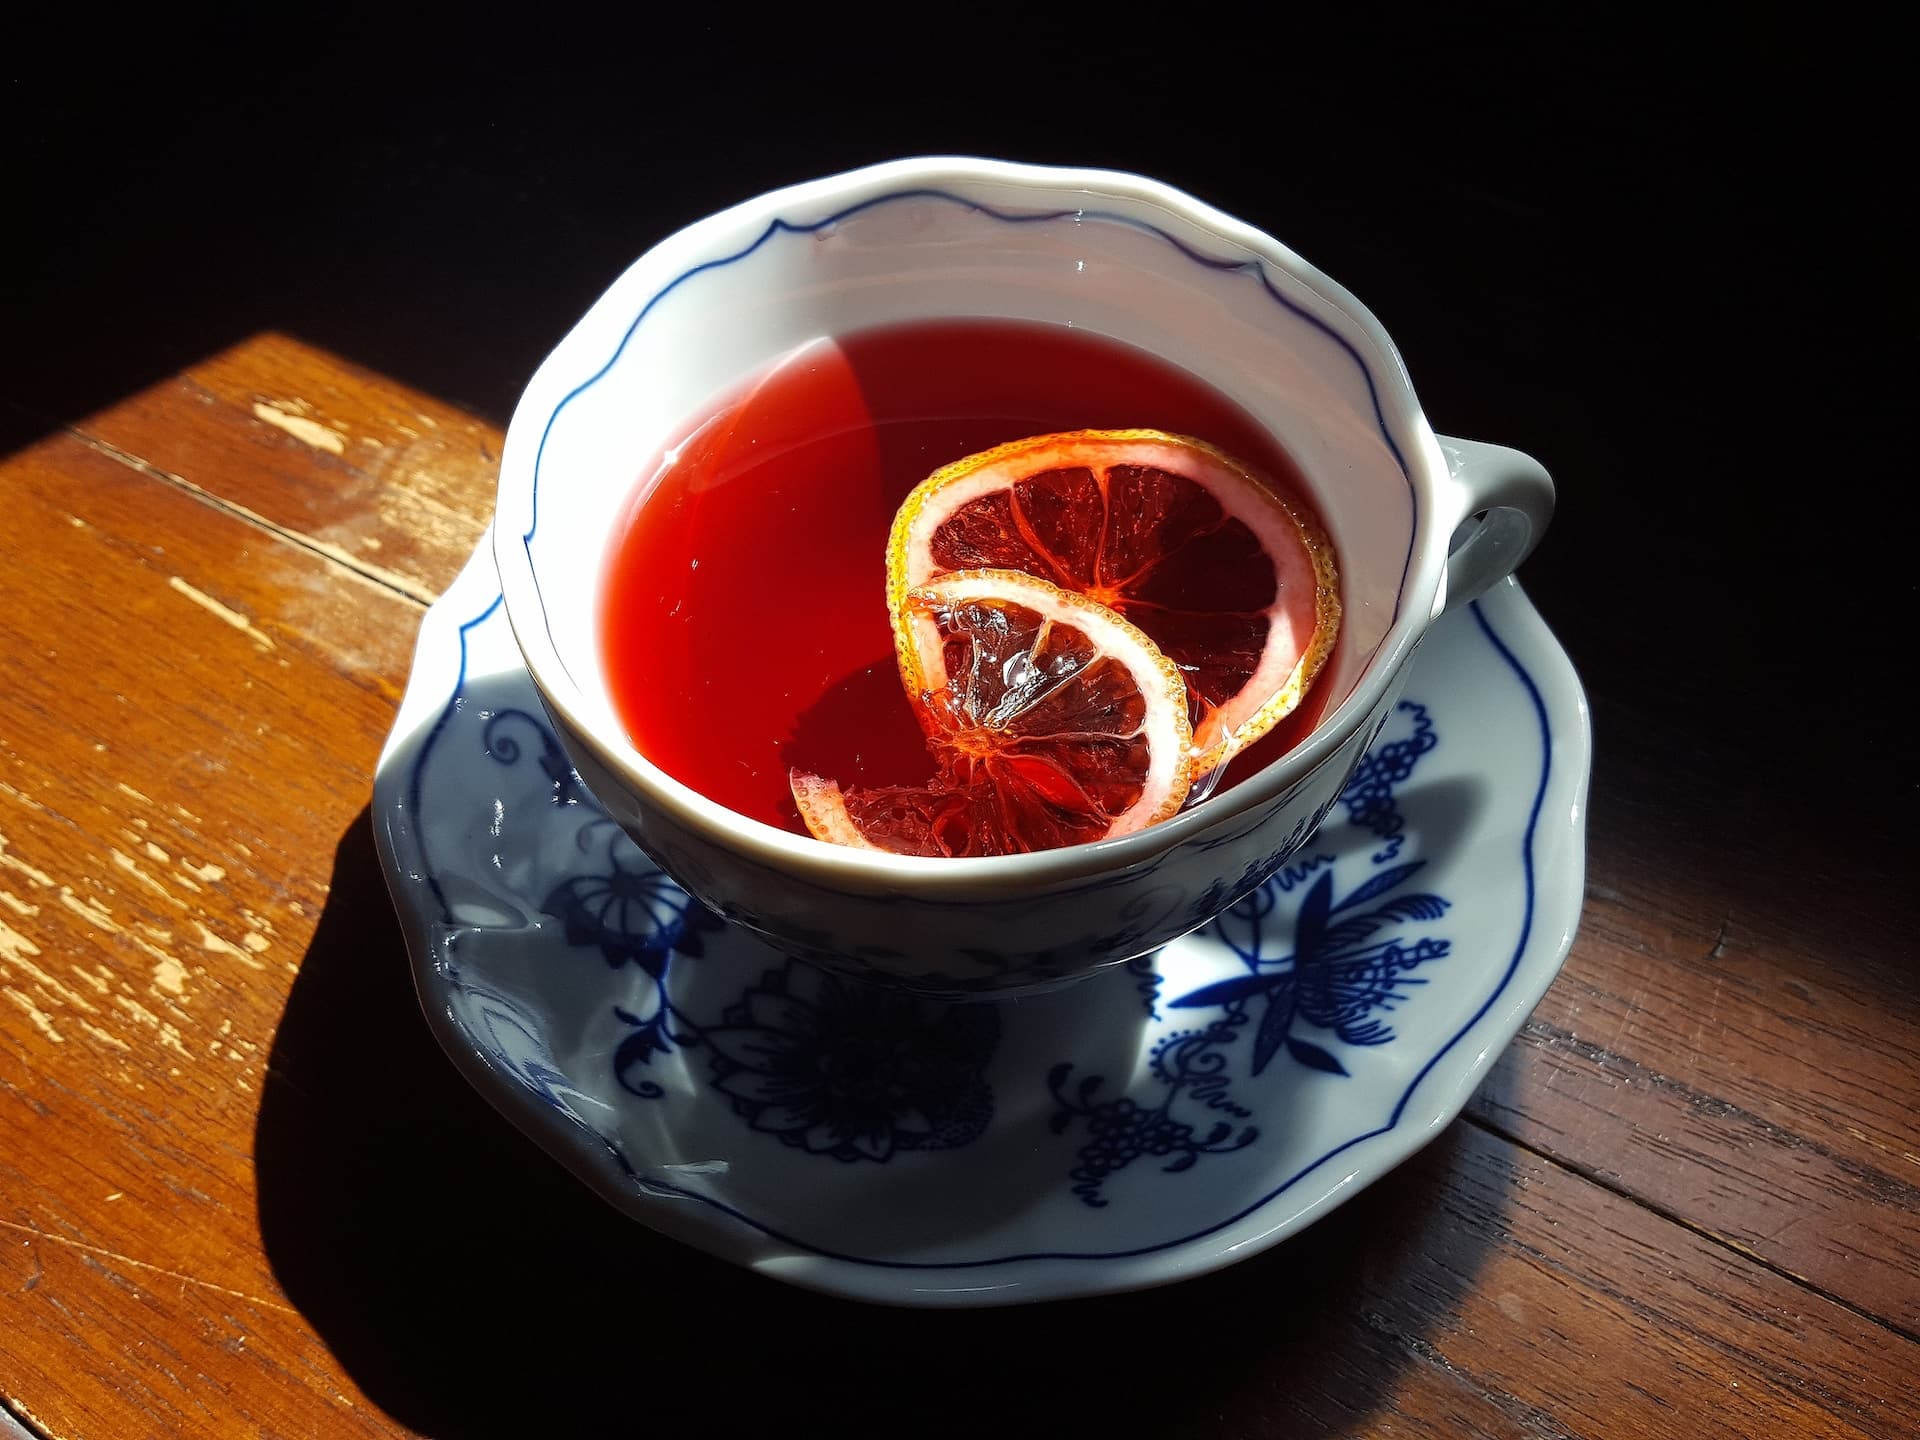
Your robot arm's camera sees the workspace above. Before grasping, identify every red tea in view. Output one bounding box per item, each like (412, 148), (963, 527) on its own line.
(600, 318), (1335, 834)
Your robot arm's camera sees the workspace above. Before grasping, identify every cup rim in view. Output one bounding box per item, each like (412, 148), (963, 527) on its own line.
(494, 155), (1454, 895)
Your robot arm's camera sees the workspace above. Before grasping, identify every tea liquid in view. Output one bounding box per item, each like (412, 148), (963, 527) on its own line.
(601, 319), (1333, 833)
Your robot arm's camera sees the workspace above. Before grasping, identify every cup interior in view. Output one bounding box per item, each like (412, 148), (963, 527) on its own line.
(501, 168), (1435, 840)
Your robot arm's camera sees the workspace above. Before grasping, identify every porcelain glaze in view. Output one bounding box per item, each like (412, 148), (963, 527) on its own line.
(490, 158), (1556, 992)
(375, 532), (1589, 1305)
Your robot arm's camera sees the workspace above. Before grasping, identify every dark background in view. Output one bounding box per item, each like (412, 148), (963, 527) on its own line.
(6, 12), (1909, 1435)
(10, 13), (1906, 737)
(11, 10), (1906, 905)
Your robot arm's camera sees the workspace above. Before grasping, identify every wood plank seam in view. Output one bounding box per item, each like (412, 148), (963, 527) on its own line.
(1514, 1014), (1920, 1208)
(1354, 1307), (1581, 1439)
(63, 426), (439, 608)
(1465, 1114), (1920, 1347)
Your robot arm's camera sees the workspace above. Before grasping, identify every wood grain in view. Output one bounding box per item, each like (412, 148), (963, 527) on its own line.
(71, 330), (496, 603)
(0, 1239), (385, 1439)
(0, 423), (421, 1429)
(3, 333), (1916, 1438)
(125, 334), (1918, 1340)
(1468, 829), (1920, 1330)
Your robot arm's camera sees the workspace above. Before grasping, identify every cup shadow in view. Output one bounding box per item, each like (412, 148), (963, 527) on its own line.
(257, 807), (1518, 1437)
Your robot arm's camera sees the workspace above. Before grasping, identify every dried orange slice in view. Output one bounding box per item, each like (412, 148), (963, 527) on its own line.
(791, 569), (1191, 856)
(888, 429), (1339, 777)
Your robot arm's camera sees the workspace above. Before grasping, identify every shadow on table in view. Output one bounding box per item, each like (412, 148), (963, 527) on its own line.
(257, 808), (1517, 1438)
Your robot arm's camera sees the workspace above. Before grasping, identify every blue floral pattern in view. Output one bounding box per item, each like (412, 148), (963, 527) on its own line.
(482, 711), (1003, 1155)
(486, 708), (703, 977)
(1174, 862), (1450, 1069)
(1338, 701), (1436, 861)
(387, 557), (1588, 1304)
(700, 962), (998, 1162)
(484, 707), (591, 807)
(541, 820), (699, 977)
(1048, 1016), (1256, 1207)
(474, 676), (1446, 1193)
(1044, 703), (1449, 1205)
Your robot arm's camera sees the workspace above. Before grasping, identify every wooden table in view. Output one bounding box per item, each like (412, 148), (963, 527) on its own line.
(0, 326), (1911, 1435)
(5, 20), (1913, 1438)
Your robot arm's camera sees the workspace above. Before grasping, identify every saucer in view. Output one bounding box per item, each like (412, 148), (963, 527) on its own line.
(373, 531), (1590, 1306)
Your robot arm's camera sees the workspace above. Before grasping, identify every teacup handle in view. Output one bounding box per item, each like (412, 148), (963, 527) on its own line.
(1432, 435), (1556, 616)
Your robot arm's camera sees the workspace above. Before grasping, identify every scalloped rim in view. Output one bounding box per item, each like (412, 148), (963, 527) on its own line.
(492, 157), (1456, 901)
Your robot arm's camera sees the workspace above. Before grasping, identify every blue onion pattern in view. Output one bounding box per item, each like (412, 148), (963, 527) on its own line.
(1338, 701), (1436, 861)
(1045, 701), (1449, 1204)
(483, 680), (1446, 1191)
(540, 820), (698, 978)
(701, 962), (999, 1162)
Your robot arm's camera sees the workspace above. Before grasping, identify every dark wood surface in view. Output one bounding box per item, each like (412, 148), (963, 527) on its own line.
(3, 16), (1912, 1438)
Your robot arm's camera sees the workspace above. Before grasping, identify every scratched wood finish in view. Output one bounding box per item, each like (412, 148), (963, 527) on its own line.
(0, 1241), (389, 1439)
(72, 330), (496, 604)
(3, 337), (1917, 1438)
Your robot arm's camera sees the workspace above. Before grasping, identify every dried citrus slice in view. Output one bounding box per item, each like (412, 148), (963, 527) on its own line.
(887, 428), (1339, 777)
(791, 569), (1191, 856)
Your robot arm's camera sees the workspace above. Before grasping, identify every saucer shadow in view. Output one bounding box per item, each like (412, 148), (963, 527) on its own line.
(1395, 773), (1493, 880)
(257, 809), (1516, 1438)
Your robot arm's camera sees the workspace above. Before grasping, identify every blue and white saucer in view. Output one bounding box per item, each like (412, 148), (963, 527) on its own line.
(373, 533), (1590, 1306)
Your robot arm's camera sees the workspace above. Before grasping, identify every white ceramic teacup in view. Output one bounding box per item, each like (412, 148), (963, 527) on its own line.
(493, 156), (1553, 996)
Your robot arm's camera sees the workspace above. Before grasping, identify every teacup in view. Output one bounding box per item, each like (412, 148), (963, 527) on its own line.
(493, 156), (1553, 996)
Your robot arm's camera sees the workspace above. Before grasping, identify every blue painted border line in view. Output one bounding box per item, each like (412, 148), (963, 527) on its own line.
(405, 592), (502, 918)
(517, 186), (1421, 660)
